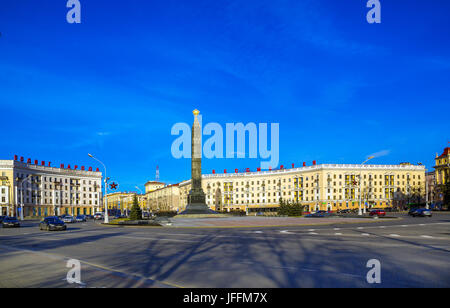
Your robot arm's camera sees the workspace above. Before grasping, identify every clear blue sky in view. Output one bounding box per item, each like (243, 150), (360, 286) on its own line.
(1, 0), (449, 192)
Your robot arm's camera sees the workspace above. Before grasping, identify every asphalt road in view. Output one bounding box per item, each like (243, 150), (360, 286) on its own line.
(0, 213), (449, 288)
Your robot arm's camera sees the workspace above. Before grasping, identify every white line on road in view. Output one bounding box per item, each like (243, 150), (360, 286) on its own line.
(389, 234), (400, 237)
(361, 233), (370, 236)
(420, 235), (433, 239)
(334, 233), (343, 236)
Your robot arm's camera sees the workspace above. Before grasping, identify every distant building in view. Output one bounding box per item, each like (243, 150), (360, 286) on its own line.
(146, 184), (180, 212)
(434, 147), (450, 185)
(144, 181), (165, 193)
(179, 163), (426, 214)
(106, 191), (146, 214)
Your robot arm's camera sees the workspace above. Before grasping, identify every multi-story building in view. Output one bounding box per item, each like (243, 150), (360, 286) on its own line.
(145, 181), (165, 193)
(434, 147), (450, 185)
(106, 191), (146, 214)
(178, 163), (426, 214)
(0, 157), (102, 217)
(146, 184), (181, 212)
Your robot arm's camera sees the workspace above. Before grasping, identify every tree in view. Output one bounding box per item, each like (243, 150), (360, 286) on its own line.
(129, 195), (142, 220)
(278, 198), (305, 216)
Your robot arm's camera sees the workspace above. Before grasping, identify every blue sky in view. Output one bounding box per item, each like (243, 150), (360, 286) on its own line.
(1, 0), (449, 192)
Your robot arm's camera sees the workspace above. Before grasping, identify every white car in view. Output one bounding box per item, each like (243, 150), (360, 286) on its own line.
(62, 216), (75, 223)
(94, 213), (104, 220)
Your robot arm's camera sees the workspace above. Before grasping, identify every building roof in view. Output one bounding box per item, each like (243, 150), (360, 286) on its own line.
(437, 147), (450, 159)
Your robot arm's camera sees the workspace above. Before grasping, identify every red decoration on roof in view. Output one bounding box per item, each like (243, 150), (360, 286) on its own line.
(438, 147), (450, 158)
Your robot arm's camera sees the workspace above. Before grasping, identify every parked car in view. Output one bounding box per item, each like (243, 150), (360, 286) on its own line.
(0, 216), (6, 223)
(338, 209), (352, 214)
(2, 216), (20, 228)
(369, 209), (386, 217)
(94, 212), (104, 220)
(62, 215), (76, 223)
(39, 217), (67, 231)
(85, 215), (94, 220)
(75, 215), (87, 222)
(410, 208), (432, 217)
(306, 211), (331, 218)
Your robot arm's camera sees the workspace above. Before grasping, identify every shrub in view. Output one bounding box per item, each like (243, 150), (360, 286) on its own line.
(278, 198), (305, 217)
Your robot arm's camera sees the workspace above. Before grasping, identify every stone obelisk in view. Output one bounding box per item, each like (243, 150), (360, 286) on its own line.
(180, 109), (216, 214)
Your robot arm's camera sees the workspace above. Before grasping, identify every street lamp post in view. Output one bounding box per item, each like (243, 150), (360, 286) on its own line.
(88, 154), (109, 224)
(359, 156), (375, 216)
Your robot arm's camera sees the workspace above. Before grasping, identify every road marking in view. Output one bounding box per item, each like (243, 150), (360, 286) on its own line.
(361, 233), (370, 236)
(280, 230), (294, 234)
(308, 229), (316, 232)
(119, 236), (197, 243)
(334, 233), (343, 235)
(357, 227), (364, 230)
(401, 225), (408, 227)
(389, 234), (400, 237)
(308, 232), (318, 235)
(420, 235), (433, 239)
(379, 226), (386, 228)
(334, 228), (341, 231)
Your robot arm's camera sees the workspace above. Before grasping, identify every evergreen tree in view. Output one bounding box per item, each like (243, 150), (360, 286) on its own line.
(129, 195), (142, 220)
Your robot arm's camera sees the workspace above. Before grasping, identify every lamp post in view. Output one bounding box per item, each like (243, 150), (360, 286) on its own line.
(359, 156), (375, 216)
(88, 154), (109, 224)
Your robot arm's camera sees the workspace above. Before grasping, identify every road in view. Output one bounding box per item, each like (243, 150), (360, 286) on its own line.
(0, 213), (449, 288)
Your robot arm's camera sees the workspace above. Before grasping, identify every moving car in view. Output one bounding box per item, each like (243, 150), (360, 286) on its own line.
(369, 209), (386, 217)
(39, 217), (67, 231)
(2, 216), (20, 228)
(62, 215), (76, 223)
(410, 208), (432, 217)
(75, 215), (87, 222)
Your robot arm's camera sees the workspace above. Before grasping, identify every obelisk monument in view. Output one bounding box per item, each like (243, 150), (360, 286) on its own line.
(180, 109), (216, 214)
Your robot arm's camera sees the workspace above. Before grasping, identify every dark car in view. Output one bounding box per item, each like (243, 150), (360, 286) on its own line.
(0, 216), (6, 223)
(306, 211), (331, 218)
(75, 215), (87, 222)
(2, 216), (20, 228)
(338, 209), (352, 214)
(85, 215), (94, 220)
(408, 208), (420, 216)
(410, 208), (432, 217)
(369, 209), (386, 217)
(39, 217), (67, 231)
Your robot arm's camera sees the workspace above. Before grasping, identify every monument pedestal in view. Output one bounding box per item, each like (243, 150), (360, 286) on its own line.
(178, 203), (217, 215)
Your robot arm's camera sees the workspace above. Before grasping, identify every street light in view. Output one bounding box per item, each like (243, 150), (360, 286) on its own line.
(88, 153), (109, 224)
(359, 156), (375, 216)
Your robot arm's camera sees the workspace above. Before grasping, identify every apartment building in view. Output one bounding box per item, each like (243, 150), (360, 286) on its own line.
(0, 157), (102, 217)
